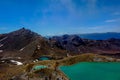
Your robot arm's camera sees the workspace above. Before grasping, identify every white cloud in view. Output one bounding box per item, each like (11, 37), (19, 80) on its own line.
(113, 12), (120, 15)
(105, 18), (120, 23)
(105, 19), (117, 23)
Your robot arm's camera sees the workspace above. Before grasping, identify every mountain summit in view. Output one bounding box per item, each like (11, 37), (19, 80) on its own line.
(0, 28), (40, 51)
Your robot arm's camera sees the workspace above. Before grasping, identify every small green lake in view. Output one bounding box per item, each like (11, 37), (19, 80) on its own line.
(60, 62), (120, 80)
(39, 56), (50, 60)
(33, 65), (47, 70)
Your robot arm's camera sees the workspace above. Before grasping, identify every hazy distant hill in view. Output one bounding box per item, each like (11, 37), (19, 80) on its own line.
(77, 32), (120, 40)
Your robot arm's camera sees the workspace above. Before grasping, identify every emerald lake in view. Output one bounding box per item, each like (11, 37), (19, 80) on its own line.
(38, 56), (50, 60)
(60, 62), (120, 80)
(33, 65), (47, 70)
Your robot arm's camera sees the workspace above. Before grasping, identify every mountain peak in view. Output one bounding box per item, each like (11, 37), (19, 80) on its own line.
(0, 28), (41, 51)
(8, 27), (39, 37)
(18, 27), (26, 31)
(17, 27), (30, 32)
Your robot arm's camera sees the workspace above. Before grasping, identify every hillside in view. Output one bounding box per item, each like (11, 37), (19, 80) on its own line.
(1, 28), (120, 60)
(1, 53), (120, 80)
(50, 35), (120, 58)
(0, 28), (40, 51)
(0, 28), (68, 62)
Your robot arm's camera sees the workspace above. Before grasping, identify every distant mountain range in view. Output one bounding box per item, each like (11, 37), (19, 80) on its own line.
(50, 35), (120, 55)
(77, 32), (120, 40)
(47, 32), (120, 40)
(0, 28), (120, 60)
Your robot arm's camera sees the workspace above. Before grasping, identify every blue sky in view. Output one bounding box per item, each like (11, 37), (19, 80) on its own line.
(0, 0), (120, 36)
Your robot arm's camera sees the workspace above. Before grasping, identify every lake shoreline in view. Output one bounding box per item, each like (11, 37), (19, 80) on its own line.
(60, 62), (120, 80)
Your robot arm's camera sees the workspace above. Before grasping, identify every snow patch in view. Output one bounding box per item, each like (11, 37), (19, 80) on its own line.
(33, 59), (39, 63)
(1, 61), (5, 63)
(0, 50), (3, 53)
(0, 44), (3, 47)
(17, 57), (21, 59)
(19, 47), (25, 51)
(10, 60), (23, 65)
(0, 37), (8, 42)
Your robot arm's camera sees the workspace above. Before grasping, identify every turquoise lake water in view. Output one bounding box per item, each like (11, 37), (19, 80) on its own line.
(39, 56), (50, 60)
(33, 65), (47, 70)
(60, 62), (120, 80)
